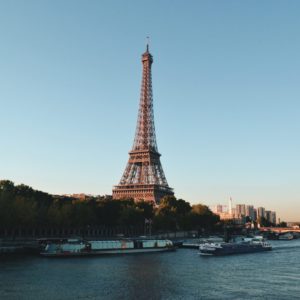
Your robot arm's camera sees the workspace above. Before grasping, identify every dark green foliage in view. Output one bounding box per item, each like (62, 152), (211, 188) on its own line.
(0, 180), (219, 233)
(277, 221), (287, 227)
(0, 180), (50, 228)
(190, 204), (220, 232)
(153, 195), (219, 232)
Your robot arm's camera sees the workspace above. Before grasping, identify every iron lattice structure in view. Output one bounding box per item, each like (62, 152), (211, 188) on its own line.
(112, 45), (174, 204)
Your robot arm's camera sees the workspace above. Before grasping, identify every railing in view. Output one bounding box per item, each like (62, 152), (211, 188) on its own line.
(0, 225), (144, 239)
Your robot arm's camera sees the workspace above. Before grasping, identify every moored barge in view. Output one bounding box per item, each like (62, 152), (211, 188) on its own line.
(40, 238), (174, 257)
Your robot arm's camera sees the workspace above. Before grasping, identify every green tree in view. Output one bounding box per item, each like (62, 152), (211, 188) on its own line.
(153, 196), (192, 231)
(190, 204), (220, 233)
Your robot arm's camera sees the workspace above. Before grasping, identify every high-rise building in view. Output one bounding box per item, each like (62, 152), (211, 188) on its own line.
(265, 210), (271, 222)
(257, 207), (265, 219)
(253, 208), (257, 221)
(270, 211), (277, 225)
(236, 204), (246, 217)
(245, 205), (255, 220)
(112, 45), (174, 204)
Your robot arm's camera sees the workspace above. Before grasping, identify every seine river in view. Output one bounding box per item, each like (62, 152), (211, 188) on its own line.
(1, 239), (300, 300)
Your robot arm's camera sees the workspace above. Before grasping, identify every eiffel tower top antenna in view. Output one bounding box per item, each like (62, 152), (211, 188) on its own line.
(146, 36), (150, 52)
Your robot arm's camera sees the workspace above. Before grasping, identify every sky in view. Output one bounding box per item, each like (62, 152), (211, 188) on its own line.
(0, 1), (299, 221)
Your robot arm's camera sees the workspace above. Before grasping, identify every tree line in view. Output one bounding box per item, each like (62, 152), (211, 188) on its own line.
(0, 180), (220, 234)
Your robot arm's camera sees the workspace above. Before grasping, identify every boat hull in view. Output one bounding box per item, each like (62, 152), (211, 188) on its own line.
(41, 247), (174, 257)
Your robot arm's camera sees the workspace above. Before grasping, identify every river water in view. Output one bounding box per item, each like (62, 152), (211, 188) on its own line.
(1, 239), (300, 300)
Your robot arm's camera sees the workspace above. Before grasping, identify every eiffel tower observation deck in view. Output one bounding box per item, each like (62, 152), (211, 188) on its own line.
(112, 44), (174, 204)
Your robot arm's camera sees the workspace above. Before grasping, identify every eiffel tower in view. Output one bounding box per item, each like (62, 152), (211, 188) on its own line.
(112, 44), (174, 204)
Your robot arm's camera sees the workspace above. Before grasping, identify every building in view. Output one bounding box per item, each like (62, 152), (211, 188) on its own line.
(265, 210), (271, 223)
(218, 212), (234, 220)
(211, 204), (227, 214)
(112, 45), (174, 204)
(245, 205), (255, 220)
(257, 207), (265, 219)
(209, 199), (276, 225)
(64, 193), (91, 200)
(235, 204), (246, 218)
(253, 208), (257, 221)
(270, 211), (277, 225)
(211, 204), (235, 220)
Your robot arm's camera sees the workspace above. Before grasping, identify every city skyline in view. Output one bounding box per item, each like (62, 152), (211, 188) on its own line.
(210, 200), (277, 225)
(0, 1), (299, 221)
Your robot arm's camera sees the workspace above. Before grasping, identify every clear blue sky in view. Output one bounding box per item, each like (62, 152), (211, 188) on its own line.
(0, 1), (299, 221)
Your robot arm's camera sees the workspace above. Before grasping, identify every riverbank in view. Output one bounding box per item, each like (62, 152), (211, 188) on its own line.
(0, 230), (201, 254)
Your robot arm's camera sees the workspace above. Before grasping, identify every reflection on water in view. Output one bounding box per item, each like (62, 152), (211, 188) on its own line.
(122, 254), (174, 299)
(1, 240), (300, 299)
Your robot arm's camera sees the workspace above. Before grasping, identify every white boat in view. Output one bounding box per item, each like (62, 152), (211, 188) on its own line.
(181, 236), (224, 249)
(40, 238), (175, 257)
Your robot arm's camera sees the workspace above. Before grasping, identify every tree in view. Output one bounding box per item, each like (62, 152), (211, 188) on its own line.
(153, 196), (192, 231)
(278, 221), (287, 227)
(190, 204), (220, 233)
(135, 200), (154, 220)
(119, 206), (144, 226)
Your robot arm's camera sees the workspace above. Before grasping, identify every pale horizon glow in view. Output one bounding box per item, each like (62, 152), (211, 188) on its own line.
(0, 1), (299, 221)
